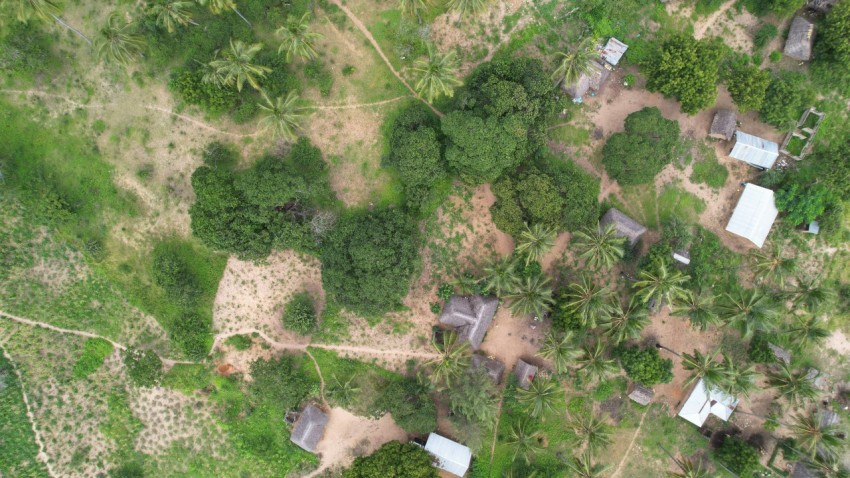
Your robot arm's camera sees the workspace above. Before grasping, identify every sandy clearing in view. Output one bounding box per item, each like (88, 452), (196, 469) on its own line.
(826, 330), (850, 354)
(478, 307), (547, 374)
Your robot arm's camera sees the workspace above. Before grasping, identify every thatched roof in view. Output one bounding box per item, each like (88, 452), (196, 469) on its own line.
(785, 16), (815, 61)
(768, 343), (791, 364)
(290, 404), (329, 452)
(514, 359), (538, 390)
(471, 354), (506, 384)
(709, 109), (737, 141)
(820, 410), (840, 427)
(439, 295), (499, 350)
(807, 0), (839, 13)
(628, 383), (654, 405)
(563, 60), (610, 100)
(806, 368), (830, 390)
(600, 208), (647, 246)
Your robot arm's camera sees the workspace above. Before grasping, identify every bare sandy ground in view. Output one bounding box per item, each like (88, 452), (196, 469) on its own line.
(478, 307), (547, 374)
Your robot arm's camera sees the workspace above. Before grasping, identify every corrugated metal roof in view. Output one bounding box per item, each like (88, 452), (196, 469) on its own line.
(730, 131), (779, 169)
(726, 184), (778, 248)
(602, 37), (628, 66)
(425, 433), (471, 477)
(678, 378), (739, 427)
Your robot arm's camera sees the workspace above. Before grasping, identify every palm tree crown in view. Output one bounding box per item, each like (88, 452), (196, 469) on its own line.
(149, 1), (195, 33)
(750, 246), (797, 287)
(258, 90), (306, 141)
(427, 330), (471, 388)
(411, 45), (463, 103)
(765, 362), (818, 407)
(790, 410), (844, 459)
(601, 298), (649, 343)
(574, 222), (626, 271)
(566, 452), (611, 478)
(717, 288), (779, 339)
(680, 349), (724, 390)
(505, 420), (542, 465)
(568, 411), (612, 455)
(552, 38), (597, 87)
(537, 331), (581, 374)
(96, 13), (145, 66)
(482, 256), (519, 298)
(634, 260), (691, 311)
(399, 0), (428, 21)
(208, 39), (270, 92)
(565, 276), (613, 329)
(576, 341), (617, 383)
(505, 275), (554, 319)
(445, 0), (490, 21)
(517, 376), (562, 418)
(277, 12), (323, 63)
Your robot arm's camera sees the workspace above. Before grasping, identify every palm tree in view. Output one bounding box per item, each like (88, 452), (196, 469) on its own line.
(750, 246), (797, 287)
(576, 341), (617, 384)
(672, 290), (720, 331)
(258, 90), (306, 141)
(660, 447), (709, 478)
(451, 273), (478, 296)
(717, 288), (779, 339)
(784, 314), (829, 350)
(399, 0), (428, 22)
(12, 0), (92, 44)
(564, 275), (613, 329)
(566, 451), (611, 478)
(718, 354), (758, 398)
(537, 331), (581, 374)
(276, 12), (323, 63)
(681, 349), (725, 390)
(552, 38), (597, 87)
(505, 275), (554, 319)
(411, 45), (463, 104)
(789, 277), (834, 313)
(505, 420), (542, 465)
(447, 368), (499, 424)
(601, 298), (649, 343)
(790, 410), (844, 459)
(765, 362), (818, 407)
(445, 0), (489, 22)
(96, 13), (145, 67)
(573, 222), (626, 271)
(515, 224), (557, 266)
(148, 1), (196, 33)
(196, 0), (250, 25)
(482, 256), (519, 298)
(569, 412), (612, 455)
(517, 376), (562, 418)
(633, 261), (691, 311)
(427, 330), (471, 387)
(804, 453), (850, 478)
(327, 374), (359, 406)
(207, 39), (270, 92)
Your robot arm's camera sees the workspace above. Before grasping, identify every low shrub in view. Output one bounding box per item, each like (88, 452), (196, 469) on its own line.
(123, 349), (163, 387)
(73, 338), (114, 378)
(226, 334), (254, 350)
(282, 292), (317, 334)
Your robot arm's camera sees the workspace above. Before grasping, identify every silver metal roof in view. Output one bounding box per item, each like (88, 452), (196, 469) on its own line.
(725, 184), (778, 248)
(425, 433), (471, 477)
(602, 37), (628, 66)
(730, 131), (779, 169)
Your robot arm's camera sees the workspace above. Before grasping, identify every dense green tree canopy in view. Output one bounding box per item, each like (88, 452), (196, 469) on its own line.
(760, 71), (813, 128)
(716, 436), (761, 478)
(614, 344), (674, 386)
(726, 65), (770, 112)
(602, 107), (681, 185)
(491, 172), (563, 236)
(344, 441), (438, 478)
(441, 111), (528, 183)
(817, 0), (850, 68)
(321, 209), (420, 316)
(374, 377), (437, 434)
(645, 34), (723, 114)
(776, 183), (835, 226)
(387, 104), (448, 213)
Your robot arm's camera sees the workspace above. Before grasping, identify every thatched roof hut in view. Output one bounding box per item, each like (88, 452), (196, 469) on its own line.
(290, 404), (329, 452)
(807, 0), (839, 13)
(563, 60), (610, 100)
(439, 295), (499, 350)
(709, 109), (737, 141)
(471, 354), (506, 384)
(628, 383), (654, 405)
(785, 16), (815, 61)
(514, 359), (538, 390)
(600, 208), (647, 246)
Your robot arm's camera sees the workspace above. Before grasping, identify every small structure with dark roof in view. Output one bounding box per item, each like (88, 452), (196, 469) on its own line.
(601, 37), (628, 66)
(785, 16), (815, 61)
(628, 383), (654, 405)
(439, 295), (499, 350)
(471, 354), (505, 384)
(514, 359), (538, 390)
(768, 343), (791, 364)
(807, 0), (839, 13)
(709, 109), (737, 141)
(290, 404), (329, 453)
(806, 368), (830, 390)
(563, 60), (610, 101)
(600, 208), (647, 246)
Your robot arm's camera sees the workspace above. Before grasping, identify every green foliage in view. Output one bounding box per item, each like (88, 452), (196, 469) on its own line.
(754, 24), (778, 49)
(190, 138), (335, 259)
(374, 377), (437, 434)
(760, 71), (813, 128)
(122, 349), (163, 387)
(491, 172), (562, 236)
(437, 283), (454, 300)
(817, 0), (850, 68)
(72, 338), (114, 378)
(747, 333), (775, 363)
(715, 436), (761, 478)
(602, 107), (681, 185)
(343, 441), (438, 478)
(0, 355), (50, 477)
(441, 111), (528, 183)
(775, 183), (835, 226)
(0, 22), (58, 78)
(591, 377), (627, 401)
(321, 209), (419, 316)
(690, 152), (728, 189)
(249, 355), (312, 412)
(769, 50), (782, 62)
(614, 344), (674, 386)
(169, 69), (240, 116)
(225, 334), (254, 350)
(447, 369), (499, 425)
(282, 292), (317, 334)
(689, 227), (739, 290)
(726, 65), (770, 112)
(304, 60), (334, 96)
(162, 364), (212, 393)
(645, 34), (723, 114)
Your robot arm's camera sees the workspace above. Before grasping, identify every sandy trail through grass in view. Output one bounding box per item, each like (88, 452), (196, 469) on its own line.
(693, 0), (737, 39)
(610, 407), (650, 478)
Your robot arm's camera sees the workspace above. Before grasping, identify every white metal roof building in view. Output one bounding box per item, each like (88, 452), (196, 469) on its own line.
(726, 184), (778, 248)
(678, 378), (739, 427)
(601, 37), (628, 66)
(425, 433), (471, 477)
(729, 131), (779, 169)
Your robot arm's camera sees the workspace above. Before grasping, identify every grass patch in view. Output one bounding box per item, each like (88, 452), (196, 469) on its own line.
(72, 338), (114, 378)
(621, 185), (706, 229)
(0, 353), (50, 477)
(690, 153), (729, 189)
(225, 335), (254, 351)
(785, 135), (807, 157)
(548, 124), (591, 146)
(162, 364), (213, 394)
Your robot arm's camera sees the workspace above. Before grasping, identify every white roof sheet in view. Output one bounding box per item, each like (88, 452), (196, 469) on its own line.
(730, 131), (779, 169)
(726, 184), (778, 248)
(602, 37), (628, 66)
(425, 433), (471, 477)
(678, 378), (739, 427)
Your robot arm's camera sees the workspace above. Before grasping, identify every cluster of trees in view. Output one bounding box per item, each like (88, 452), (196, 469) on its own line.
(602, 107), (682, 185)
(645, 35), (723, 114)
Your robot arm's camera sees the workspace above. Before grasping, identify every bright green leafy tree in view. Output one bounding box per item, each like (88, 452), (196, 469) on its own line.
(645, 34), (723, 114)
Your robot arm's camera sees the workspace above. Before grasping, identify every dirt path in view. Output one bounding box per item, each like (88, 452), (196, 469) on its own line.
(610, 408), (650, 478)
(693, 0), (736, 39)
(324, 0), (442, 117)
(0, 345), (57, 478)
(309, 96), (412, 110)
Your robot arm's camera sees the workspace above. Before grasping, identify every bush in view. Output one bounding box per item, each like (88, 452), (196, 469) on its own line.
(754, 24), (778, 49)
(374, 377), (437, 434)
(490, 171), (564, 236)
(815, 0), (850, 68)
(225, 334), (253, 350)
(249, 356), (312, 412)
(769, 51), (782, 62)
(602, 107), (681, 185)
(73, 338), (115, 378)
(690, 153), (728, 189)
(162, 364), (212, 393)
(437, 283), (454, 300)
(169, 311), (212, 360)
(123, 349), (163, 387)
(775, 183), (836, 226)
(344, 441), (438, 478)
(760, 71), (813, 128)
(726, 65), (770, 112)
(168, 69), (238, 116)
(282, 292), (317, 334)
(747, 333), (775, 363)
(152, 246), (201, 307)
(304, 60), (334, 97)
(716, 436), (761, 478)
(0, 22), (57, 76)
(645, 34), (723, 114)
(614, 344), (673, 386)
(231, 98), (259, 124)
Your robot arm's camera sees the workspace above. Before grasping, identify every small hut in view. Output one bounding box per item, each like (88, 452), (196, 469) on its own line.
(514, 359), (538, 390)
(785, 16), (815, 61)
(439, 295), (499, 350)
(709, 109), (737, 141)
(471, 354), (506, 385)
(601, 38), (628, 66)
(807, 0), (839, 13)
(290, 404), (329, 453)
(628, 383), (654, 405)
(424, 433), (472, 478)
(600, 208), (647, 246)
(563, 60), (610, 100)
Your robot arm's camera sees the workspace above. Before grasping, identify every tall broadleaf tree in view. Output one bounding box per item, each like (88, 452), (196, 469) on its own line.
(207, 39), (271, 92)
(411, 45), (463, 103)
(11, 0), (92, 44)
(258, 90), (306, 141)
(574, 223), (627, 271)
(148, 1), (196, 33)
(552, 37), (597, 87)
(276, 12), (323, 63)
(96, 13), (145, 67)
